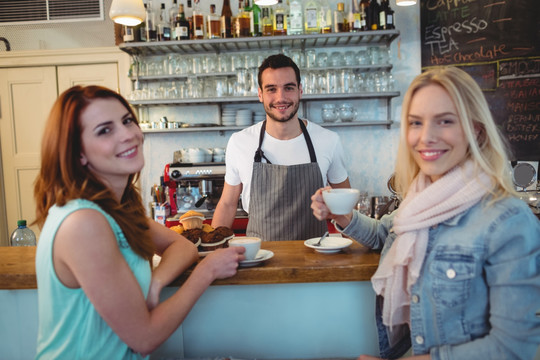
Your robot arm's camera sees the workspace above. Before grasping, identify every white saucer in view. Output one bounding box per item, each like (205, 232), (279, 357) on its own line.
(238, 249), (274, 267)
(304, 236), (353, 254)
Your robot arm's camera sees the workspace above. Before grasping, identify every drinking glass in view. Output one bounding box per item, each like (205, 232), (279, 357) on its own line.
(218, 54), (231, 73)
(305, 49), (317, 68)
(340, 69), (352, 93)
(203, 78), (216, 98)
(329, 51), (344, 67)
(316, 71), (327, 94)
(232, 55), (245, 71)
(356, 192), (371, 217)
(368, 47), (380, 65)
(344, 51), (357, 66)
(316, 51), (328, 67)
(192, 55), (204, 74)
(205, 55), (218, 73)
(215, 76), (228, 97)
(326, 70), (338, 94)
(357, 48), (369, 65)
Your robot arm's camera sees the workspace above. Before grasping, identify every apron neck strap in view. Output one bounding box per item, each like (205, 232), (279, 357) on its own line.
(254, 119), (317, 163)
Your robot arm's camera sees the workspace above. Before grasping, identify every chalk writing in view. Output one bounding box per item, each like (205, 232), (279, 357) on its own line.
(421, 0), (540, 160)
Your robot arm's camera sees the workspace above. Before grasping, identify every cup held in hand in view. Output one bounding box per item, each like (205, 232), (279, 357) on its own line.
(229, 237), (261, 260)
(322, 188), (361, 215)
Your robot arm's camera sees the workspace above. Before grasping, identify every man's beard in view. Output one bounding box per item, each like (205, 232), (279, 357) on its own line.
(264, 101), (300, 123)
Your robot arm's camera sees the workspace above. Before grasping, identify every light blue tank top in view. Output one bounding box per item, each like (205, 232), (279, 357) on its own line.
(35, 199), (151, 359)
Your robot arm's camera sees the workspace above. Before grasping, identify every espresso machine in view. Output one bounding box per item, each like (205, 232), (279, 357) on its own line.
(166, 162), (226, 215)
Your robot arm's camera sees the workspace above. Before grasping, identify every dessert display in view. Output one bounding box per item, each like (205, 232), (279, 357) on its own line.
(170, 212), (234, 254)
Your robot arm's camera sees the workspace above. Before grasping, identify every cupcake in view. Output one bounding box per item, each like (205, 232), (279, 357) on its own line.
(179, 210), (205, 230)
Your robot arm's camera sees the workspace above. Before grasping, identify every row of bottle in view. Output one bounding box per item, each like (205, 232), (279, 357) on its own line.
(123, 0), (395, 43)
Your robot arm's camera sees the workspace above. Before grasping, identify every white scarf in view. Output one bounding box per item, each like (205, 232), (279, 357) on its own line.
(371, 160), (492, 329)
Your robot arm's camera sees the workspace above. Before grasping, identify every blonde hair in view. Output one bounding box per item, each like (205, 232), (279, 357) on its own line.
(394, 66), (516, 202)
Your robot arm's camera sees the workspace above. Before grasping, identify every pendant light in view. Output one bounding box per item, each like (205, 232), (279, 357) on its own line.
(255, 0), (279, 5)
(109, 0), (146, 26)
(396, 0), (417, 6)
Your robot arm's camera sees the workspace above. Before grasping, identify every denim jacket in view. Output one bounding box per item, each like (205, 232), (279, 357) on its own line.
(340, 196), (540, 360)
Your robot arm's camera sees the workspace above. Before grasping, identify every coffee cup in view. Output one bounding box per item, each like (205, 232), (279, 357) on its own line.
(229, 237), (261, 260)
(322, 188), (361, 215)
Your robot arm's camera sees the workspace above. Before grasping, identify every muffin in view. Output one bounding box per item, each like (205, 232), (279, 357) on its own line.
(170, 225), (184, 234)
(179, 210), (205, 230)
(182, 228), (203, 247)
(202, 223), (215, 233)
(199, 226), (234, 252)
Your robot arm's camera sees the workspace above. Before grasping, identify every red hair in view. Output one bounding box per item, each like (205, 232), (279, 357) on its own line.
(34, 85), (154, 260)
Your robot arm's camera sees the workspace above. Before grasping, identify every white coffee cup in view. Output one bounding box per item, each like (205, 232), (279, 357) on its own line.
(322, 188), (361, 215)
(229, 237), (261, 260)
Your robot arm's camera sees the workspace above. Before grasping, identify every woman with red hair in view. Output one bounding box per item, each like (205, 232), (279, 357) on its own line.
(34, 85), (244, 359)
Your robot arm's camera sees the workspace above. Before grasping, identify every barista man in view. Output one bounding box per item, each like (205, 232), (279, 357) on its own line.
(211, 54), (351, 241)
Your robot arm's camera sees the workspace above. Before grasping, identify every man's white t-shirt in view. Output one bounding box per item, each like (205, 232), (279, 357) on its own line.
(225, 120), (349, 213)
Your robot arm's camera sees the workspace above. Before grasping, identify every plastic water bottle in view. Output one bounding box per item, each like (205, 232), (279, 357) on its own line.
(10, 220), (36, 246)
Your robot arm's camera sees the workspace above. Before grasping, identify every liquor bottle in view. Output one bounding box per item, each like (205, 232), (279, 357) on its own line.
(187, 0), (194, 39)
(318, 0), (332, 33)
(304, 0), (320, 34)
(350, 0), (361, 31)
(139, 4), (147, 41)
(123, 25), (135, 42)
(237, 0), (251, 37)
(174, 4), (190, 40)
(378, 0), (387, 30)
(273, 0), (287, 36)
(10, 220), (36, 247)
(359, 0), (369, 31)
(145, 0), (157, 41)
(383, 0), (394, 29)
(261, 7), (273, 36)
(207, 4), (221, 38)
(220, 0), (233, 38)
(169, 0), (178, 29)
(368, 0), (380, 30)
(157, 3), (171, 41)
(250, 0), (262, 36)
(192, 0), (205, 39)
(333, 2), (345, 32)
(288, 0), (303, 35)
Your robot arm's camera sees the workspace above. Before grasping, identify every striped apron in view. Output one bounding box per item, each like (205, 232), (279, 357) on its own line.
(246, 119), (327, 241)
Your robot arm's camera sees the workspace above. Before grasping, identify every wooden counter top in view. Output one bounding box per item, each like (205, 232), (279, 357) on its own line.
(0, 241), (380, 290)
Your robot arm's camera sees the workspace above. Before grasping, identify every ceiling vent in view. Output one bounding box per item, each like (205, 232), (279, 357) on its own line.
(0, 0), (104, 25)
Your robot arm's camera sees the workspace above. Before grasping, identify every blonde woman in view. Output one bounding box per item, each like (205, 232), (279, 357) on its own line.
(311, 67), (540, 359)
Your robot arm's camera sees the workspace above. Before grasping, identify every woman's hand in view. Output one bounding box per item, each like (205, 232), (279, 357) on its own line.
(198, 246), (245, 280)
(311, 186), (333, 221)
(311, 187), (354, 229)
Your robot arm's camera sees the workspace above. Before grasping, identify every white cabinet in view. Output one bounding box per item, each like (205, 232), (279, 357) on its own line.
(0, 48), (129, 245)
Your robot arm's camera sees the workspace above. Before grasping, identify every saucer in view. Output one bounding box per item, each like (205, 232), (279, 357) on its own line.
(238, 249), (274, 267)
(304, 236), (353, 254)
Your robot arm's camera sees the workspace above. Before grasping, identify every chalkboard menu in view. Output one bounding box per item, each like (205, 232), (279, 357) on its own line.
(420, 0), (540, 161)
